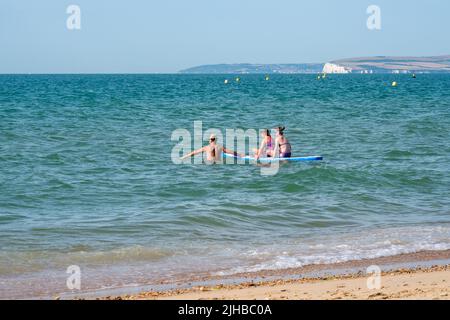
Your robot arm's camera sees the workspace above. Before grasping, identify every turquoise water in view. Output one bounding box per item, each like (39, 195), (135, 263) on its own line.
(1, 74), (450, 298)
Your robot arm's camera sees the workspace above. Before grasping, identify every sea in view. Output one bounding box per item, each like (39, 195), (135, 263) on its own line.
(0, 74), (449, 298)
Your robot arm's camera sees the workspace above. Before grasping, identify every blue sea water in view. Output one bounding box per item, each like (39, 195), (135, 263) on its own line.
(0, 74), (450, 298)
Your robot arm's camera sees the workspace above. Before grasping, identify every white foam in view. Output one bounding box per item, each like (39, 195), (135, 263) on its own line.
(215, 224), (450, 276)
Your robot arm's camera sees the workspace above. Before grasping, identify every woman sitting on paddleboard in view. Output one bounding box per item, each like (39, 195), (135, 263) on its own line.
(180, 134), (241, 163)
(254, 129), (274, 159)
(275, 126), (292, 158)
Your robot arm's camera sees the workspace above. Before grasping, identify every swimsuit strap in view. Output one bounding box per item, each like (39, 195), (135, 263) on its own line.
(266, 137), (273, 149)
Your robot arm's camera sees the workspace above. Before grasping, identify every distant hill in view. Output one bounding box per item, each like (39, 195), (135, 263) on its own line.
(180, 56), (450, 74)
(326, 55), (450, 74)
(179, 63), (324, 74)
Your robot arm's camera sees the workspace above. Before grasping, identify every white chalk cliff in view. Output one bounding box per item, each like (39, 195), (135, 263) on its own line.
(322, 63), (352, 74)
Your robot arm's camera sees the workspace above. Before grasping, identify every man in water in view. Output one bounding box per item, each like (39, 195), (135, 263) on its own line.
(180, 134), (241, 163)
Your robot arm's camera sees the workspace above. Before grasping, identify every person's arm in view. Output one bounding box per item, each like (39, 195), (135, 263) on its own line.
(255, 137), (267, 159)
(180, 147), (205, 160)
(273, 137), (280, 157)
(223, 147), (244, 158)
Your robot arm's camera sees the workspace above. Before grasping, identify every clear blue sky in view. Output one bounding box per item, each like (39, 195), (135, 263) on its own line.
(1, 0), (449, 73)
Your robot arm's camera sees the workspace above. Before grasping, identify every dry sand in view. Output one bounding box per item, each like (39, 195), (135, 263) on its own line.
(103, 264), (450, 300)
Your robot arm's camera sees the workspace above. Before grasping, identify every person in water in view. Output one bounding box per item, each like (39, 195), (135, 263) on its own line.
(180, 134), (241, 163)
(274, 126), (292, 158)
(254, 129), (274, 159)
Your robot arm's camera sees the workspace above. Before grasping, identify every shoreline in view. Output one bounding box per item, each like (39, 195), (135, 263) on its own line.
(64, 249), (450, 300)
(145, 264), (450, 300)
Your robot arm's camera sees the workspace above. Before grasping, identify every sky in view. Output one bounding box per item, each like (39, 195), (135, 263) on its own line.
(1, 0), (449, 73)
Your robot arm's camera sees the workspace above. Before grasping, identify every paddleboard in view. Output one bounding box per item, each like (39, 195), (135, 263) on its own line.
(224, 153), (323, 162)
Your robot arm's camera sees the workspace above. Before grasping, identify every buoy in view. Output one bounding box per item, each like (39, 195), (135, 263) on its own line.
(322, 73), (326, 79)
(224, 79), (229, 84)
(265, 75), (270, 81)
(317, 75), (321, 80)
(235, 77), (240, 82)
(392, 81), (397, 87)
(412, 74), (416, 78)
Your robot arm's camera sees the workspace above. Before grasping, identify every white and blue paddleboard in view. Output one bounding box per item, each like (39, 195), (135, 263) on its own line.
(224, 153), (323, 163)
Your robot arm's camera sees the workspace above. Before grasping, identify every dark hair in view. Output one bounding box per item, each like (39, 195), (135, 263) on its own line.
(277, 126), (285, 135)
(265, 129), (271, 137)
(210, 138), (216, 158)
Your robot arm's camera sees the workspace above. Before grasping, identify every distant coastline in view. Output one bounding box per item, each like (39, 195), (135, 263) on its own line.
(179, 63), (324, 74)
(179, 55), (450, 74)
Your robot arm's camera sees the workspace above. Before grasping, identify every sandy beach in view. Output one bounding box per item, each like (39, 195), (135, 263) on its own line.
(102, 265), (450, 300)
(96, 251), (450, 300)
